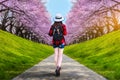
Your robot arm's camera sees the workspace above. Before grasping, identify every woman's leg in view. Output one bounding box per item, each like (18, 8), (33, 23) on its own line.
(54, 48), (59, 66)
(57, 48), (64, 67)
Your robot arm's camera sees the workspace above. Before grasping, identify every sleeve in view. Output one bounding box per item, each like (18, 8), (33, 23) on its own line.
(62, 24), (67, 35)
(48, 26), (53, 36)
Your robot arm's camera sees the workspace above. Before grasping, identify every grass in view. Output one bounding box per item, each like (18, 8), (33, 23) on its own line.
(1, 29), (120, 80)
(64, 30), (120, 80)
(0, 30), (53, 80)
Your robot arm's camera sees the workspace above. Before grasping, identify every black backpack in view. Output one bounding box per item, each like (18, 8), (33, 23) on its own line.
(52, 25), (63, 41)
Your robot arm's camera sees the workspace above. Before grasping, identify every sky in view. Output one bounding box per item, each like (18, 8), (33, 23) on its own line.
(44, 0), (74, 22)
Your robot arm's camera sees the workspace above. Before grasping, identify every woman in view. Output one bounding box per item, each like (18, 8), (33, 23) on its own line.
(49, 13), (67, 76)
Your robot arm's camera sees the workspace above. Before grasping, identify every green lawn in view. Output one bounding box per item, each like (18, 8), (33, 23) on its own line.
(64, 30), (120, 80)
(1, 29), (120, 80)
(0, 30), (53, 80)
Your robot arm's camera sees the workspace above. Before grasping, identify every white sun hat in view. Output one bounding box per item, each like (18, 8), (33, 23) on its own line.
(54, 13), (64, 22)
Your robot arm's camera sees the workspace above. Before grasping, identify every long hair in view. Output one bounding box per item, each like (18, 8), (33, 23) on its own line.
(52, 21), (63, 27)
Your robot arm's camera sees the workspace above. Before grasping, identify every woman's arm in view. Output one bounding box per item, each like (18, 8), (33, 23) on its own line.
(62, 24), (67, 35)
(48, 26), (53, 36)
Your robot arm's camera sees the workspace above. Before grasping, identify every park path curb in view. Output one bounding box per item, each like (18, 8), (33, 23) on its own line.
(12, 54), (107, 80)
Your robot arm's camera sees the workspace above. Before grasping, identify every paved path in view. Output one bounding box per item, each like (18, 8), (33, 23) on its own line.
(12, 54), (107, 80)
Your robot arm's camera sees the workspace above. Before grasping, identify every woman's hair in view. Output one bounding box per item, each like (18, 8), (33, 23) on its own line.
(52, 21), (63, 27)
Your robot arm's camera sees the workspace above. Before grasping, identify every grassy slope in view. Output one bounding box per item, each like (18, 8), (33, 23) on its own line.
(64, 30), (120, 80)
(0, 30), (53, 80)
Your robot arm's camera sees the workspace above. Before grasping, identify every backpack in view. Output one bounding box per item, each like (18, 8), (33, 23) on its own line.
(52, 25), (63, 41)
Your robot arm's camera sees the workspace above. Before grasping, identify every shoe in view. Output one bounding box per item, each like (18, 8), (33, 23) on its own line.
(55, 67), (61, 77)
(55, 69), (58, 76)
(57, 67), (61, 76)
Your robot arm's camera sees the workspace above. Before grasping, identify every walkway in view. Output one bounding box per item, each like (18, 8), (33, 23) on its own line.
(12, 54), (107, 80)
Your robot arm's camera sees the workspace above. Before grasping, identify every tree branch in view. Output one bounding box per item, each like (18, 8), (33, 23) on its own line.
(111, 0), (120, 4)
(0, 0), (9, 4)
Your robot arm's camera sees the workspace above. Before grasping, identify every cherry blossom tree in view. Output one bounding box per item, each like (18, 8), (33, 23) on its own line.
(66, 0), (120, 44)
(0, 0), (51, 44)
